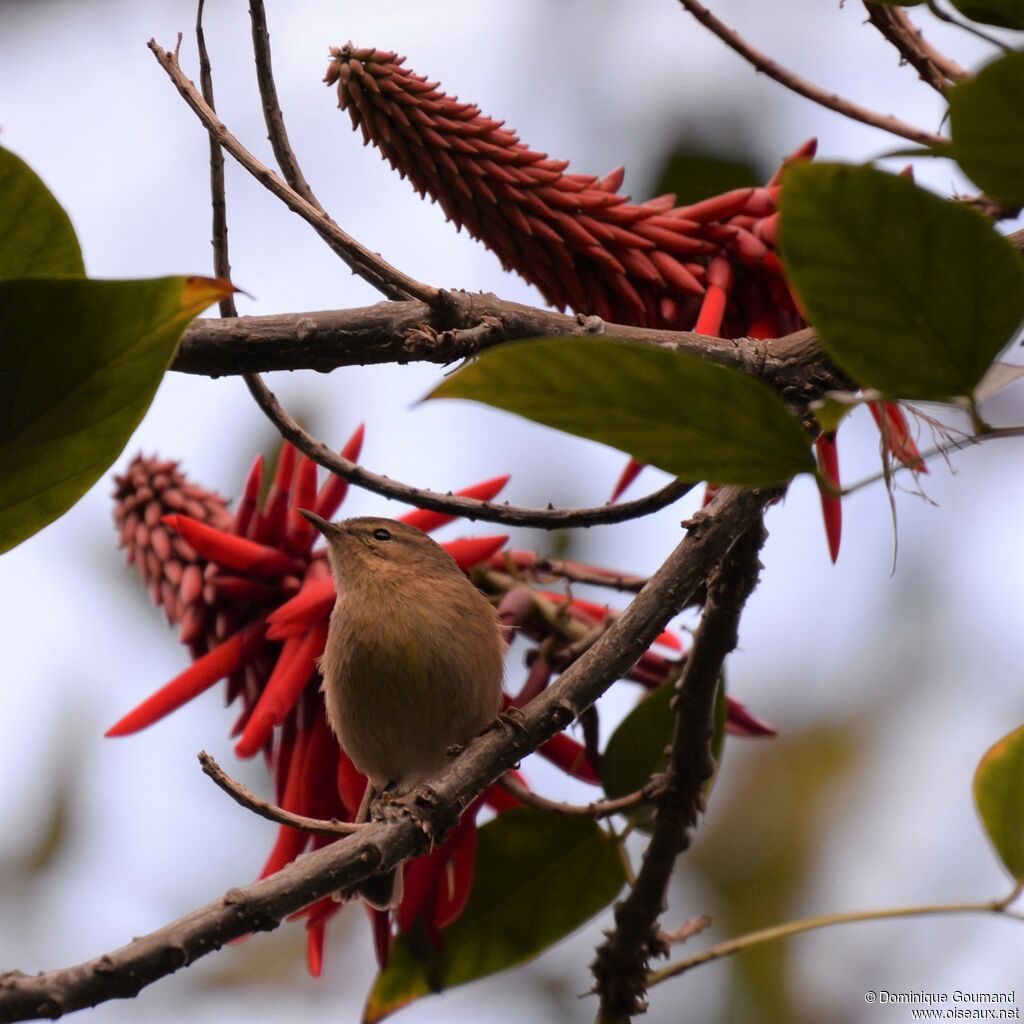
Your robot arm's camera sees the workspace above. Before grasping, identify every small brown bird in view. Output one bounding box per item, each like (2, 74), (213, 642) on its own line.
(300, 511), (505, 908)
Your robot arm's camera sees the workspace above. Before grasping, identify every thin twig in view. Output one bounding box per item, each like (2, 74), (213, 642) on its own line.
(244, 372), (696, 529)
(862, 2), (970, 90)
(148, 38), (436, 304)
(657, 914), (712, 947)
(247, 0), (318, 205)
(499, 774), (649, 820)
(592, 515), (768, 1021)
(647, 898), (1024, 986)
(0, 486), (779, 1023)
(199, 751), (363, 837)
(677, 0), (948, 148)
(195, 0), (238, 319)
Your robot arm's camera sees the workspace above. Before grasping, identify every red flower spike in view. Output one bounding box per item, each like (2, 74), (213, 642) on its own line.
(106, 621), (265, 736)
(815, 433), (843, 563)
(725, 698), (777, 737)
(326, 46), (807, 335)
(371, 908), (392, 970)
(284, 457), (320, 554)
(538, 591), (681, 652)
(610, 458), (645, 503)
(258, 443), (297, 545)
(233, 454), (265, 538)
(694, 256), (733, 336)
(442, 535), (509, 572)
(266, 578), (335, 639)
(868, 401), (926, 472)
(538, 732), (600, 784)
(235, 623), (329, 758)
(260, 726), (314, 878)
(400, 475), (511, 534)
(434, 819), (478, 930)
(306, 919), (326, 978)
(206, 575), (280, 604)
(312, 424), (366, 520)
(163, 515), (305, 579)
(337, 747), (368, 819)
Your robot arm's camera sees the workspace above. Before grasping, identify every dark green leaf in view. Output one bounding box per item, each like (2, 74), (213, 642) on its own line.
(429, 337), (815, 486)
(601, 676), (727, 833)
(974, 723), (1024, 881)
(780, 162), (1024, 400)
(0, 146), (84, 279)
(365, 808), (625, 1021)
(949, 51), (1024, 203)
(950, 0), (1024, 28)
(602, 679), (675, 806)
(0, 275), (233, 552)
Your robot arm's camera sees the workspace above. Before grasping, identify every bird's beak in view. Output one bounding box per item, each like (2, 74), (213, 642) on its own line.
(299, 509), (341, 537)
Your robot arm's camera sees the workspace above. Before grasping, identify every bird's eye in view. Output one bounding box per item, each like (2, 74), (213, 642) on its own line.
(372, 527), (392, 541)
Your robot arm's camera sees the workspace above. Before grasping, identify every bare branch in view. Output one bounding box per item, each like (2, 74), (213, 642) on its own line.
(0, 486), (779, 1023)
(247, 0), (318, 204)
(677, 0), (948, 148)
(498, 773), (649, 820)
(147, 38), (436, 304)
(199, 751), (363, 837)
(862, 1), (970, 90)
(592, 513), (768, 1020)
(243, 371), (697, 529)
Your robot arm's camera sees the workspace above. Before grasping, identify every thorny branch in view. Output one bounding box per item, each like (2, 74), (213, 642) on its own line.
(592, 514), (768, 1021)
(0, 486), (780, 1023)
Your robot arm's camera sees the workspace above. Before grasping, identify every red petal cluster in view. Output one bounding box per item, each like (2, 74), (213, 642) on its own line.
(325, 45), (926, 559)
(325, 44), (805, 339)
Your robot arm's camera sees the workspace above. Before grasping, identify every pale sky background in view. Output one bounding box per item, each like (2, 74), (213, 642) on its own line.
(1, 2), (1022, 1023)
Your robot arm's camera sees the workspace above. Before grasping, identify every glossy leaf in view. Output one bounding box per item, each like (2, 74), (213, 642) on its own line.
(950, 0), (1024, 28)
(949, 51), (1024, 204)
(601, 675), (726, 832)
(974, 723), (1024, 881)
(365, 808), (625, 1021)
(0, 276), (233, 552)
(781, 162), (1024, 400)
(430, 337), (815, 486)
(0, 145), (84, 278)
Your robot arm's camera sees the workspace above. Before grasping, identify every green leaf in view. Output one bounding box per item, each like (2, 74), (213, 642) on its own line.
(601, 676), (727, 833)
(780, 162), (1024, 400)
(365, 808), (625, 1022)
(949, 51), (1024, 204)
(429, 337), (816, 486)
(602, 679), (675, 807)
(974, 723), (1024, 882)
(0, 146), (84, 279)
(0, 275), (233, 552)
(949, 0), (1024, 28)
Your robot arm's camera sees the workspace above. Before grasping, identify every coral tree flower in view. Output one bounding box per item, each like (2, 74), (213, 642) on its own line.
(324, 44), (924, 559)
(110, 432), (774, 974)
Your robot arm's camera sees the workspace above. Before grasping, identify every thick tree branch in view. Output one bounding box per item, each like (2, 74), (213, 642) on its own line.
(0, 486), (779, 1023)
(592, 514), (767, 1021)
(173, 295), (845, 397)
(677, 0), (948, 148)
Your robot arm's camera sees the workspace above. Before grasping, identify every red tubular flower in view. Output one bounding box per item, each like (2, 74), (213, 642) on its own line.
(326, 46), (930, 557)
